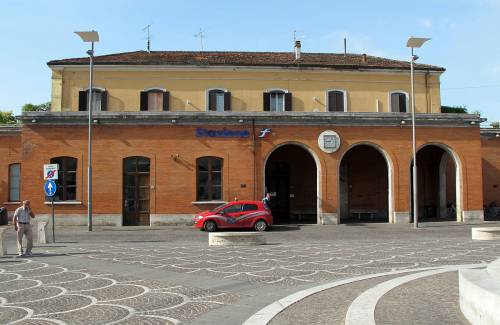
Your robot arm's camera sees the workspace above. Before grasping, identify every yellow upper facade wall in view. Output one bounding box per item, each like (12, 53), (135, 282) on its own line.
(51, 67), (442, 113)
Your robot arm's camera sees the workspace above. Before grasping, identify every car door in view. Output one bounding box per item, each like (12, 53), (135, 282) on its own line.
(241, 203), (259, 227)
(220, 204), (244, 227)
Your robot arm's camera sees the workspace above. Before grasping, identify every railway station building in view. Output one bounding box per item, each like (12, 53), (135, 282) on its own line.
(1, 45), (499, 226)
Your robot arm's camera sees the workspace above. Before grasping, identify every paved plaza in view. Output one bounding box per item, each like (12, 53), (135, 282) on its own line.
(1, 222), (500, 324)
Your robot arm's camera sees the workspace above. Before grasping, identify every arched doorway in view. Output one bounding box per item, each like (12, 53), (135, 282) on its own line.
(123, 156), (150, 226)
(264, 144), (318, 224)
(339, 145), (390, 223)
(411, 145), (460, 222)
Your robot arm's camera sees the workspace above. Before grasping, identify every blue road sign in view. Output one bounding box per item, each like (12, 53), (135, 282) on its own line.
(44, 180), (57, 197)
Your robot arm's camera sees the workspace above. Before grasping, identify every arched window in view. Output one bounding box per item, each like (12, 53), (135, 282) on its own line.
(140, 88), (169, 111)
(327, 89), (347, 112)
(79, 87), (107, 111)
(197, 157), (223, 201)
(390, 91), (408, 113)
(263, 89), (292, 112)
(50, 157), (77, 201)
(207, 89), (231, 111)
(9, 163), (20, 202)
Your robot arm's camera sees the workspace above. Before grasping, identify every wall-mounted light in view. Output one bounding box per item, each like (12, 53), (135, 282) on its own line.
(171, 154), (180, 161)
(93, 119), (99, 124)
(186, 100), (191, 105)
(171, 119), (177, 124)
(470, 121), (476, 125)
(401, 120), (406, 125)
(31, 119), (37, 123)
(238, 119), (244, 123)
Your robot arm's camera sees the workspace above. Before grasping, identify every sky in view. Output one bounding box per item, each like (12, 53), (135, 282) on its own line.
(1, 0), (499, 124)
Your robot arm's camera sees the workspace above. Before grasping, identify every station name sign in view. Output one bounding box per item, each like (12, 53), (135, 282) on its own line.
(195, 128), (250, 138)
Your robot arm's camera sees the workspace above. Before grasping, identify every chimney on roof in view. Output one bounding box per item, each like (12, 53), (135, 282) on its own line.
(361, 53), (367, 63)
(294, 40), (301, 60)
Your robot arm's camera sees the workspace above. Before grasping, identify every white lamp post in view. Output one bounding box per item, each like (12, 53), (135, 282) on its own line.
(406, 37), (430, 229)
(75, 30), (99, 232)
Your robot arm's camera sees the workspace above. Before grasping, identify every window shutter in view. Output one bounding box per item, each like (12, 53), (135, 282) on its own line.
(163, 91), (170, 111)
(224, 92), (231, 111)
(140, 91), (148, 111)
(100, 91), (108, 111)
(399, 94), (407, 112)
(328, 91), (335, 112)
(284, 93), (292, 111)
(263, 92), (270, 111)
(78, 91), (87, 111)
(336, 92), (344, 112)
(208, 91), (216, 111)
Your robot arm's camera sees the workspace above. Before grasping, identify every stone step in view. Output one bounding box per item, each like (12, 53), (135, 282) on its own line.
(459, 258), (500, 325)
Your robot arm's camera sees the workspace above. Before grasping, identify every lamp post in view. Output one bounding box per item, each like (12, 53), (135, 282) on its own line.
(75, 31), (99, 232)
(406, 37), (430, 229)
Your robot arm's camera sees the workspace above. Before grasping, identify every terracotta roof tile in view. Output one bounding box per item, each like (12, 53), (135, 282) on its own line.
(47, 50), (445, 72)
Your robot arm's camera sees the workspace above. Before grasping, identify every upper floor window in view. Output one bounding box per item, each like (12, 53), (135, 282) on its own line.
(140, 88), (169, 111)
(79, 88), (107, 111)
(263, 90), (292, 112)
(207, 89), (231, 111)
(390, 91), (408, 113)
(50, 157), (77, 201)
(197, 157), (222, 201)
(9, 163), (20, 202)
(327, 90), (347, 112)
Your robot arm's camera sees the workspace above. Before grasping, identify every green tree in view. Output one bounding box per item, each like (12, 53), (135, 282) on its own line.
(441, 105), (468, 113)
(22, 102), (50, 112)
(0, 111), (17, 124)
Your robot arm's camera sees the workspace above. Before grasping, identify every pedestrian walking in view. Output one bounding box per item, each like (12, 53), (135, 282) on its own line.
(13, 200), (35, 257)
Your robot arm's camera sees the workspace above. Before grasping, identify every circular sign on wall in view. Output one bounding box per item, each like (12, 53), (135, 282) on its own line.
(318, 130), (341, 153)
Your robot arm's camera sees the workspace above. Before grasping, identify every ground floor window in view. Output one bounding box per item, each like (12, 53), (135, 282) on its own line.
(9, 163), (20, 202)
(50, 157), (77, 201)
(197, 157), (222, 201)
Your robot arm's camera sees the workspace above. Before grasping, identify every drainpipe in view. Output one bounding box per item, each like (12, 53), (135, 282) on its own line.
(252, 119), (257, 200)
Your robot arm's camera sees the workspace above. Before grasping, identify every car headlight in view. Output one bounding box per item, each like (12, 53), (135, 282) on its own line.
(194, 215), (203, 220)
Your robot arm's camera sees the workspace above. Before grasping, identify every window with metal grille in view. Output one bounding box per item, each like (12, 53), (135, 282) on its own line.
(197, 157), (223, 201)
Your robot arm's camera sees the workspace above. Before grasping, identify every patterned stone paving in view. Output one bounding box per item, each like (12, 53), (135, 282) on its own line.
(0, 259), (239, 324)
(52, 239), (500, 287)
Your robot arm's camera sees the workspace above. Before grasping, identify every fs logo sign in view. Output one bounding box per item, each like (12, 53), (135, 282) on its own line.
(258, 128), (272, 138)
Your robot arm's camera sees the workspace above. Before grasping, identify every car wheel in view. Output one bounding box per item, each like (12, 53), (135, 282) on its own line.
(204, 220), (217, 232)
(254, 220), (267, 232)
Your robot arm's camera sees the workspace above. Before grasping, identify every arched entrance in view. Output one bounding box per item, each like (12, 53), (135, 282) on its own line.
(123, 156), (150, 226)
(264, 144), (318, 224)
(411, 144), (461, 222)
(339, 144), (390, 223)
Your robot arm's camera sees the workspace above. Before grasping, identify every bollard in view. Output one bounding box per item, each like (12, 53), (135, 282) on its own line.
(37, 221), (49, 244)
(0, 227), (7, 256)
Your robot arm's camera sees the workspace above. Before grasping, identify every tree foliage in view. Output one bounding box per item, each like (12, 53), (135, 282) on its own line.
(0, 111), (17, 124)
(441, 105), (468, 113)
(22, 102), (50, 112)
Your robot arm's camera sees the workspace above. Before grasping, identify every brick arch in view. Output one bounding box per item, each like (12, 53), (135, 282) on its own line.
(337, 141), (395, 223)
(411, 142), (464, 222)
(263, 141), (323, 224)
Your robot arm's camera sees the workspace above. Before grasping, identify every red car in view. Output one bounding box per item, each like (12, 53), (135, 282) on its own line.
(193, 200), (273, 232)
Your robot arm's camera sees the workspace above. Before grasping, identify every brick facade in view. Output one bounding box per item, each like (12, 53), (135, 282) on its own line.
(0, 120), (488, 225)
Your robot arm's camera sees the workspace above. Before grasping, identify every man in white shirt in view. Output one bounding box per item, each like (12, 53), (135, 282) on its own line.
(13, 200), (35, 257)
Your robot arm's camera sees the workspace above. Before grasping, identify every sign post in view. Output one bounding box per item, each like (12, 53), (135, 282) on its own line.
(44, 179), (57, 243)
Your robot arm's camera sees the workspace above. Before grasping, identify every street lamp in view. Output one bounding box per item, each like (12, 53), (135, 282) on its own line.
(406, 37), (430, 229)
(75, 30), (99, 232)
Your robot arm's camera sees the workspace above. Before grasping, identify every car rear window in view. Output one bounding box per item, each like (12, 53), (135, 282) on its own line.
(243, 204), (258, 211)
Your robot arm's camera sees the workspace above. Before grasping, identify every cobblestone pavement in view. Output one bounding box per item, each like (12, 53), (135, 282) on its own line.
(0, 222), (499, 324)
(0, 258), (239, 324)
(59, 238), (500, 287)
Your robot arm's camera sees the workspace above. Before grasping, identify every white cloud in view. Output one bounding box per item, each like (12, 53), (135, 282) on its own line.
(420, 18), (433, 29)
